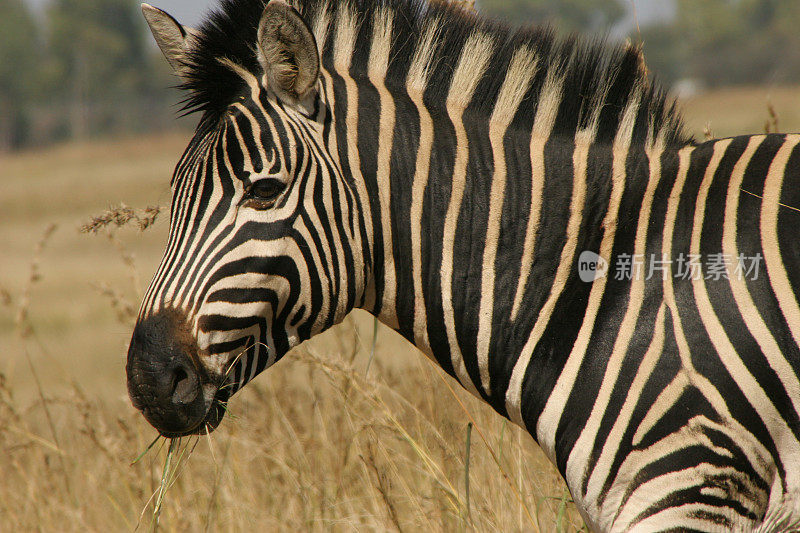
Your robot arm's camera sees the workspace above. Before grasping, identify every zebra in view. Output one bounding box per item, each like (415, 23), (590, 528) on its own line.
(126, 0), (800, 530)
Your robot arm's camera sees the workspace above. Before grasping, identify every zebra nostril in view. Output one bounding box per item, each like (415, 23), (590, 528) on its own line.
(127, 310), (214, 436)
(171, 364), (199, 405)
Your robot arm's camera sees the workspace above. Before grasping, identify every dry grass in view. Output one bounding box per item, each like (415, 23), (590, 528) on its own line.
(1, 87), (798, 531)
(681, 85), (800, 140)
(0, 240), (585, 530)
(81, 205), (161, 235)
(0, 131), (584, 531)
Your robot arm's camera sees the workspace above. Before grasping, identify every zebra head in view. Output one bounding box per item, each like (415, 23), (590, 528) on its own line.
(127, 2), (370, 437)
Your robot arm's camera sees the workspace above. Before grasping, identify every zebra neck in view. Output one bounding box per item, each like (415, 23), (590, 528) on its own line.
(313, 9), (671, 424)
(356, 105), (656, 420)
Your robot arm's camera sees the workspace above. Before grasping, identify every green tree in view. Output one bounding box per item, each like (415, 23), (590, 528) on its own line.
(481, 0), (626, 34)
(47, 0), (148, 138)
(0, 0), (41, 150)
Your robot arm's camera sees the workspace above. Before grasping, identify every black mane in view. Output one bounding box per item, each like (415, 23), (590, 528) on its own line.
(181, 0), (693, 147)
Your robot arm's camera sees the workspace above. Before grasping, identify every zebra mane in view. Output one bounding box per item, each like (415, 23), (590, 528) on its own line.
(182, 0), (693, 148)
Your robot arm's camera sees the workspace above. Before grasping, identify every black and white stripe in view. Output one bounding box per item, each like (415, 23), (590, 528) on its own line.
(137, 0), (800, 530)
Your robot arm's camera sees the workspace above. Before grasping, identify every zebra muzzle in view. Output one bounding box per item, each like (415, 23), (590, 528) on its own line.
(126, 309), (224, 437)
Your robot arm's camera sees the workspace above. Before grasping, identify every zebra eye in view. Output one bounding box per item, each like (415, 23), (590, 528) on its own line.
(247, 178), (286, 205)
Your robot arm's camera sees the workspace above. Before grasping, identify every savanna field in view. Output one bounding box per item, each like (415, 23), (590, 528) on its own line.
(1, 86), (799, 532)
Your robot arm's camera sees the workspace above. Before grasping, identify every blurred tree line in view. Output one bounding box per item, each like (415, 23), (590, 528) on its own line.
(482, 0), (626, 33)
(638, 0), (800, 88)
(482, 0), (800, 89)
(0, 0), (178, 152)
(1, 0), (799, 151)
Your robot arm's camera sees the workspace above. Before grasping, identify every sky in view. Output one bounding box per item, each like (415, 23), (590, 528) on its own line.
(25, 0), (676, 31)
(25, 0), (215, 25)
(130, 0), (218, 26)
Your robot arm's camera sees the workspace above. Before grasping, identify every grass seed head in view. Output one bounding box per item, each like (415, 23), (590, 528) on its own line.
(81, 205), (161, 234)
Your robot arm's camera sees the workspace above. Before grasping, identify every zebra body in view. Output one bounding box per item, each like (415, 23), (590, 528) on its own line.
(127, 0), (800, 530)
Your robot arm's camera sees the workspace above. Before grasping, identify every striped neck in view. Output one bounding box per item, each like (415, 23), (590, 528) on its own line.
(304, 0), (690, 420)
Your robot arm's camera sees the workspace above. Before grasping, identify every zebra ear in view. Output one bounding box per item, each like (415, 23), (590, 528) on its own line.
(257, 0), (320, 104)
(141, 3), (197, 73)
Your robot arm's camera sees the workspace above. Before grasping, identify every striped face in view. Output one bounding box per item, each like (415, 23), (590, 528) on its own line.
(128, 82), (367, 435)
(128, 1), (371, 437)
(172, 94), (352, 371)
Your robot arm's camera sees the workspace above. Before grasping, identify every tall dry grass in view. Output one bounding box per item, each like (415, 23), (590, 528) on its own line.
(0, 215), (585, 531)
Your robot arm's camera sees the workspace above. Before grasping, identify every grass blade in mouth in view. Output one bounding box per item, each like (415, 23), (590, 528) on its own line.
(152, 438), (180, 528)
(214, 399), (238, 422)
(130, 435), (162, 466)
(149, 436), (200, 529)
